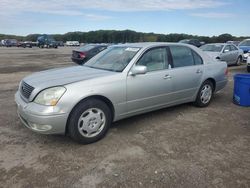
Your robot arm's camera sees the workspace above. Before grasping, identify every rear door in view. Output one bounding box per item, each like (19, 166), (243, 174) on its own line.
(168, 45), (204, 102)
(229, 45), (239, 63)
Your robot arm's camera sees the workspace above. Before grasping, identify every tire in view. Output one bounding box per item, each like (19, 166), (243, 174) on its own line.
(68, 99), (112, 144)
(235, 56), (242, 66)
(194, 80), (214, 107)
(247, 66), (250, 73)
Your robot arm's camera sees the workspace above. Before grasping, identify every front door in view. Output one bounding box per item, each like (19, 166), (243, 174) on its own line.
(221, 45), (233, 64)
(126, 47), (173, 113)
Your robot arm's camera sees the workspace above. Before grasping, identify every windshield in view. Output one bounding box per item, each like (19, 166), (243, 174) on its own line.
(200, 44), (223, 52)
(239, 40), (250, 46)
(84, 46), (140, 72)
(79, 45), (96, 51)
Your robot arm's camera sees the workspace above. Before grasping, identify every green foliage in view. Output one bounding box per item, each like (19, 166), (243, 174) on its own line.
(0, 30), (249, 44)
(0, 34), (24, 41)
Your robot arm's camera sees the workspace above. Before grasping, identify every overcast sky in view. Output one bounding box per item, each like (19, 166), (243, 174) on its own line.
(0, 0), (249, 36)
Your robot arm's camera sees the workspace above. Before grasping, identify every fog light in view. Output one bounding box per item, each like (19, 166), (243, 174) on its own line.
(29, 123), (52, 131)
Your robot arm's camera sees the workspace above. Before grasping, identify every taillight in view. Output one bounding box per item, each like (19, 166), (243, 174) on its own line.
(79, 52), (86, 59)
(225, 68), (228, 76)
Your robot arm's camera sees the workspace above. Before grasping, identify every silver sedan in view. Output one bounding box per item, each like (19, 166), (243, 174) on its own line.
(15, 43), (228, 144)
(200, 43), (243, 65)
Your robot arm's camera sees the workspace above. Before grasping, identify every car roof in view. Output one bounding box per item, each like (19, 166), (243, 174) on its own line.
(111, 42), (196, 48)
(204, 43), (231, 46)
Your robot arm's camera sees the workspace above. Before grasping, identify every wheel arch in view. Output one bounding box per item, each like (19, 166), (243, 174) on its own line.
(204, 78), (216, 92)
(65, 95), (115, 134)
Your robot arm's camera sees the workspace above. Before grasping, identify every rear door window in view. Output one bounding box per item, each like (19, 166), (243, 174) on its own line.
(230, 45), (238, 51)
(169, 46), (195, 68)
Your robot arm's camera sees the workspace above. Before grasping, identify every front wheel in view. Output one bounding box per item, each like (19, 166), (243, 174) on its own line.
(194, 80), (214, 107)
(235, 56), (242, 66)
(68, 99), (112, 144)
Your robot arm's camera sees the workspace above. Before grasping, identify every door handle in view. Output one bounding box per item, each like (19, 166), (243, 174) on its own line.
(163, 74), (172, 79)
(196, 69), (203, 74)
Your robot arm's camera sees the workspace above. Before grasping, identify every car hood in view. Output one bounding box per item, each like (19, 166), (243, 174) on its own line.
(203, 51), (221, 60)
(23, 66), (116, 90)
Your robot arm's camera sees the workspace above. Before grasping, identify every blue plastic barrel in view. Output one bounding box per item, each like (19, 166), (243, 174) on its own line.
(233, 74), (250, 107)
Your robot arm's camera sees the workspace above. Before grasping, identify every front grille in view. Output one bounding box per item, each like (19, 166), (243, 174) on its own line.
(20, 81), (34, 99)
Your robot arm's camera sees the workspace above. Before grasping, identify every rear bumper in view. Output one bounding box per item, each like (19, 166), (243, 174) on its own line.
(215, 79), (228, 93)
(71, 57), (85, 65)
(15, 92), (68, 135)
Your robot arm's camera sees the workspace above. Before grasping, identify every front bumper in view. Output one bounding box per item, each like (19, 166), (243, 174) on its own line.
(243, 53), (250, 61)
(15, 92), (69, 134)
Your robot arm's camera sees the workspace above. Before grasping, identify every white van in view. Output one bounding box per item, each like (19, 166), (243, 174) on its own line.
(66, 41), (80, 46)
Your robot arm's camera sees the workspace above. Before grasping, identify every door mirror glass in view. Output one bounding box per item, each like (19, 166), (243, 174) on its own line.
(130, 65), (147, 75)
(224, 49), (230, 53)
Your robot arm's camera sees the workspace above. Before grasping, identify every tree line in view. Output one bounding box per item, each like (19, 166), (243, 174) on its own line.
(0, 30), (249, 44)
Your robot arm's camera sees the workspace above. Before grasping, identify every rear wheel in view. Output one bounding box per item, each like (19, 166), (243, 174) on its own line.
(68, 99), (112, 144)
(195, 80), (214, 107)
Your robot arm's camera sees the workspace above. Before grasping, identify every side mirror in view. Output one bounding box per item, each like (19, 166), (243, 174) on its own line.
(130, 65), (147, 76)
(224, 49), (230, 53)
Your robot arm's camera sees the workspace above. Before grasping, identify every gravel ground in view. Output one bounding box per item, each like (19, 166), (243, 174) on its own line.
(0, 47), (249, 188)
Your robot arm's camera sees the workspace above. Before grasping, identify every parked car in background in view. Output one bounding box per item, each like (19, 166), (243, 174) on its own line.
(200, 43), (243, 66)
(71, 44), (108, 65)
(226, 41), (241, 46)
(66, 41), (80, 46)
(238, 39), (250, 61)
(247, 56), (250, 72)
(15, 42), (228, 144)
(0, 40), (5, 46)
(56, 41), (64, 47)
(179, 39), (203, 47)
(4, 39), (17, 47)
(17, 41), (33, 48)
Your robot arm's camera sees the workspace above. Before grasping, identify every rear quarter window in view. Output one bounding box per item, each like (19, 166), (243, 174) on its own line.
(192, 51), (203, 65)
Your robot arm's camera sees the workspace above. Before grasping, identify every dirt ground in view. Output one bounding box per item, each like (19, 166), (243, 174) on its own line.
(0, 47), (249, 188)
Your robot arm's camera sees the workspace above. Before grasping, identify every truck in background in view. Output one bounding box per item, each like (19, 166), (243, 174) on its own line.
(37, 34), (58, 48)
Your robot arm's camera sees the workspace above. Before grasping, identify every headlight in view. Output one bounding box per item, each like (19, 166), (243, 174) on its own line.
(243, 53), (250, 58)
(34, 87), (66, 106)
